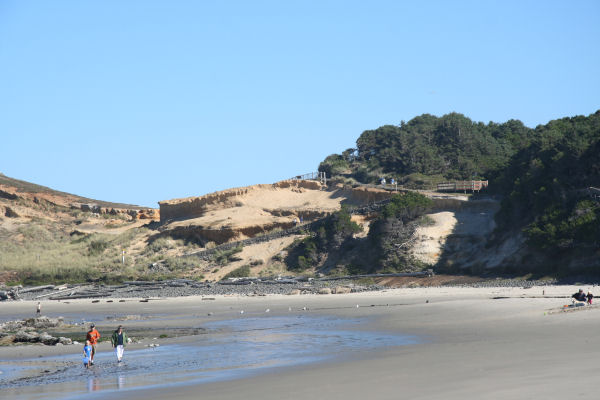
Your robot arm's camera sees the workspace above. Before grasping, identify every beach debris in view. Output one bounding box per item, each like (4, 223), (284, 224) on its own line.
(288, 307), (292, 311)
(240, 310), (244, 314)
(265, 309), (270, 313)
(18, 285), (55, 294)
(356, 304), (359, 308)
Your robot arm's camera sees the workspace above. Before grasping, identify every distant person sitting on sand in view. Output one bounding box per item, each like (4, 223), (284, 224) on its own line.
(83, 340), (92, 368)
(587, 291), (594, 305)
(572, 289), (587, 303)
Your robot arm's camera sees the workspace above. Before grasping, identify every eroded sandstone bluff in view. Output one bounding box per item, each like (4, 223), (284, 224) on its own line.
(157, 180), (394, 245)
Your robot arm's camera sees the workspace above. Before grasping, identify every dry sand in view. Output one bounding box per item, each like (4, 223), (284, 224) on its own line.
(2, 286), (599, 399)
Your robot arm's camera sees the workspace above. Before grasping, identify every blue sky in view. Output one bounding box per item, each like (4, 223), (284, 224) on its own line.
(1, 1), (598, 207)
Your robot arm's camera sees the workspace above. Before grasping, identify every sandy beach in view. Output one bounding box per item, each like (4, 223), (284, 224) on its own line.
(1, 285), (599, 399)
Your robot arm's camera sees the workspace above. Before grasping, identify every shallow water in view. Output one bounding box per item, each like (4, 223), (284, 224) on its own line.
(0, 315), (417, 399)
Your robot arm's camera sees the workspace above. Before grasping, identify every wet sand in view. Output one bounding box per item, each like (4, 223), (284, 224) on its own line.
(1, 285), (600, 399)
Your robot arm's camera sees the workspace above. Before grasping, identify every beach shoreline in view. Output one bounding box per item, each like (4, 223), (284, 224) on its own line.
(1, 285), (599, 399)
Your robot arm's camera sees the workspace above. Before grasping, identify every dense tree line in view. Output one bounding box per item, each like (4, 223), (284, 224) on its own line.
(491, 111), (600, 261)
(319, 113), (535, 186)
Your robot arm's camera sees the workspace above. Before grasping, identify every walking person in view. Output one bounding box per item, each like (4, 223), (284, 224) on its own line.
(587, 291), (594, 305)
(36, 302), (41, 316)
(83, 340), (92, 369)
(86, 323), (100, 365)
(111, 325), (128, 363)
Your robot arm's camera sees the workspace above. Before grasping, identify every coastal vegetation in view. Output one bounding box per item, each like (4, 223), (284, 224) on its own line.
(319, 112), (535, 188)
(320, 110), (600, 275)
(285, 193), (433, 275)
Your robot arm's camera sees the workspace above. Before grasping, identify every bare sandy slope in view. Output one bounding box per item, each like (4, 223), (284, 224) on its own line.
(161, 182), (391, 232)
(165, 184), (340, 230)
(411, 198), (500, 266)
(2, 286), (599, 400)
(411, 211), (457, 264)
(208, 235), (300, 280)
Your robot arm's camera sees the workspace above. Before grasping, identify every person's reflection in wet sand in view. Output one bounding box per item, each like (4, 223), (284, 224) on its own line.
(117, 374), (125, 389)
(87, 376), (100, 392)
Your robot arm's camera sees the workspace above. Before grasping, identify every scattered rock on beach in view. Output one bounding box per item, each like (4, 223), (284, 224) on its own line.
(1, 317), (74, 346)
(59, 337), (73, 345)
(39, 333), (59, 346)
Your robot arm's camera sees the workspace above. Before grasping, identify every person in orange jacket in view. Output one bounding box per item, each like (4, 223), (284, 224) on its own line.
(86, 323), (101, 365)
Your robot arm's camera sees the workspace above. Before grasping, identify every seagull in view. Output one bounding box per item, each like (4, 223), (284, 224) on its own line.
(265, 309), (270, 313)
(207, 312), (213, 316)
(240, 310), (244, 314)
(356, 304), (359, 308)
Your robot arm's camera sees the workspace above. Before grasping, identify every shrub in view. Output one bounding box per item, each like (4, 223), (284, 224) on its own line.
(223, 265), (251, 279)
(212, 245), (243, 265)
(88, 240), (109, 256)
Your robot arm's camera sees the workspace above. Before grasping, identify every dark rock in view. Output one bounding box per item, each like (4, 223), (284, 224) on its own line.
(4, 206), (19, 218)
(39, 333), (59, 345)
(14, 331), (40, 343)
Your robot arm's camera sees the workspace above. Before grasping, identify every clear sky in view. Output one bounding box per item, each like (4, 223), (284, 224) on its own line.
(1, 1), (598, 207)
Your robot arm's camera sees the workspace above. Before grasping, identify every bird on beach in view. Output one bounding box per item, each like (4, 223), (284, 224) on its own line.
(265, 309), (270, 313)
(240, 310), (244, 314)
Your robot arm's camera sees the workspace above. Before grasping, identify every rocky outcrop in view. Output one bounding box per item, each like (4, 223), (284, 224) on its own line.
(0, 316), (73, 346)
(78, 204), (159, 220)
(0, 189), (18, 200)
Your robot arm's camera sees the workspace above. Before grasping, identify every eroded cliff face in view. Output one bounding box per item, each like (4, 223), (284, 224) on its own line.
(0, 184), (159, 221)
(157, 180), (396, 245)
(158, 180), (324, 222)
